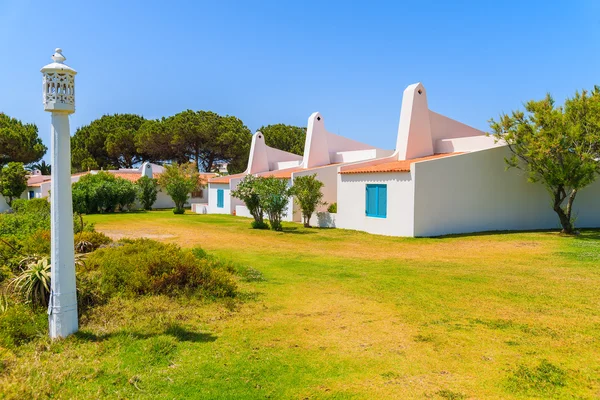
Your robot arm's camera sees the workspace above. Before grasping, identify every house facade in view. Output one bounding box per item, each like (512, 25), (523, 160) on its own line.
(206, 111), (393, 222)
(336, 83), (600, 237)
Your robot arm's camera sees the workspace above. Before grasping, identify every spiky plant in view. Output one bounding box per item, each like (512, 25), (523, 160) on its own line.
(10, 257), (51, 307)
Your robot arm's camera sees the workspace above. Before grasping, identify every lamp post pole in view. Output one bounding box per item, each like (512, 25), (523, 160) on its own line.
(41, 48), (78, 338)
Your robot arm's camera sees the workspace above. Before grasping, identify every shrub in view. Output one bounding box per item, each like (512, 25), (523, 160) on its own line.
(72, 172), (137, 214)
(251, 220), (269, 230)
(20, 230), (51, 256)
(80, 239), (237, 300)
(158, 163), (200, 214)
(231, 175), (264, 227)
(74, 231), (112, 253)
(136, 176), (159, 210)
(0, 303), (46, 348)
(9, 257), (51, 307)
(327, 202), (337, 213)
(255, 177), (292, 231)
(290, 174), (325, 227)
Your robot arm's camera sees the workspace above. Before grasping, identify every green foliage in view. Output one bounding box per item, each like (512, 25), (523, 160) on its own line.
(490, 87), (600, 233)
(231, 174), (264, 226)
(327, 202), (337, 213)
(80, 239), (237, 300)
(28, 160), (51, 175)
(72, 172), (137, 214)
(250, 220), (269, 230)
(74, 231), (112, 253)
(506, 359), (567, 394)
(136, 118), (183, 164)
(0, 113), (46, 168)
(290, 174), (325, 227)
(136, 176), (159, 210)
(0, 303), (46, 348)
(158, 163), (200, 213)
(9, 257), (51, 307)
(0, 199), (50, 239)
(166, 110), (252, 173)
(71, 114), (147, 171)
(258, 124), (306, 155)
(255, 177), (292, 231)
(0, 162), (28, 207)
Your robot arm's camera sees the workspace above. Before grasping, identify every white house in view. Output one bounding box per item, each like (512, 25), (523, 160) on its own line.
(207, 112), (393, 222)
(336, 82), (600, 237)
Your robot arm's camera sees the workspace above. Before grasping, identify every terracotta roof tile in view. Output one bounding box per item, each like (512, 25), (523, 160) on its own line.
(209, 173), (246, 184)
(340, 153), (462, 174)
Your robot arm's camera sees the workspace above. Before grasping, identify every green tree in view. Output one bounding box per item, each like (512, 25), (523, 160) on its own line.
(0, 113), (46, 168)
(258, 124), (306, 155)
(0, 162), (28, 207)
(490, 88), (600, 234)
(136, 176), (159, 210)
(168, 111), (252, 173)
(255, 177), (292, 231)
(136, 118), (184, 164)
(291, 174), (325, 227)
(158, 163), (200, 214)
(71, 114), (146, 171)
(231, 175), (266, 228)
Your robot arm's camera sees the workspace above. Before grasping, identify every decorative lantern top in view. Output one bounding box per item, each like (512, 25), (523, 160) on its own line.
(41, 48), (77, 113)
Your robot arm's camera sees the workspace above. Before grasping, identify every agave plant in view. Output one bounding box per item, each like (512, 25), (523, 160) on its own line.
(9, 257), (51, 307)
(75, 240), (94, 254)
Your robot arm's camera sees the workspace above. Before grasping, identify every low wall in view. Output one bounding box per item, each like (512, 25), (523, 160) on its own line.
(309, 212), (337, 228)
(191, 203), (208, 214)
(235, 205), (253, 218)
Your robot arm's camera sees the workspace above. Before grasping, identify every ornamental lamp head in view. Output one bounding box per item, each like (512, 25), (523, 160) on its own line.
(41, 48), (77, 113)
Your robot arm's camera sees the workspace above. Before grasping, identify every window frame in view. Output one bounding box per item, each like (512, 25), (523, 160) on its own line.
(365, 184), (387, 218)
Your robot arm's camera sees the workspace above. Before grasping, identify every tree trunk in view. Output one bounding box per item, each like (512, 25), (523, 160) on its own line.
(553, 187), (576, 234)
(303, 213), (311, 228)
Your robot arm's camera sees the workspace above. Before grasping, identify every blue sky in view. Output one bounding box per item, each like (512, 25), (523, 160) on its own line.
(1, 0), (599, 159)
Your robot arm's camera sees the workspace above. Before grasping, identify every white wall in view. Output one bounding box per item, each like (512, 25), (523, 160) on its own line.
(208, 183), (232, 214)
(412, 146), (600, 236)
(337, 171), (415, 237)
(291, 164), (340, 222)
(0, 192), (29, 212)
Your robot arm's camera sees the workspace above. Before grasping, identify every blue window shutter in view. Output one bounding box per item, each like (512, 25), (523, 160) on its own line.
(366, 184), (387, 218)
(217, 189), (224, 208)
(378, 185), (387, 217)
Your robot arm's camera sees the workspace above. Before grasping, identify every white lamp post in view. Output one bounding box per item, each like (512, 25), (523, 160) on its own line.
(41, 48), (78, 338)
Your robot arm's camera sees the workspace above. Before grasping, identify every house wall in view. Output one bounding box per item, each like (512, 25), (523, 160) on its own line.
(336, 171), (415, 237)
(0, 192), (29, 212)
(412, 146), (600, 237)
(208, 183), (232, 214)
(291, 164), (340, 222)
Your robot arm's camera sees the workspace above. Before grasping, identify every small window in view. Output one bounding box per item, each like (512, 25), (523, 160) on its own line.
(191, 189), (203, 198)
(365, 184), (387, 218)
(29, 191), (35, 199)
(217, 189), (224, 208)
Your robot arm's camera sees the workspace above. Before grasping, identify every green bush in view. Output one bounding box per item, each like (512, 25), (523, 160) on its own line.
(20, 230), (51, 256)
(74, 231), (112, 252)
(327, 203), (337, 213)
(72, 172), (137, 214)
(136, 176), (159, 210)
(80, 239), (237, 300)
(0, 303), (46, 348)
(251, 220), (269, 229)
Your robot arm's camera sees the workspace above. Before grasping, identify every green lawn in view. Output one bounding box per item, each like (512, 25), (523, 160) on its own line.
(2, 210), (600, 399)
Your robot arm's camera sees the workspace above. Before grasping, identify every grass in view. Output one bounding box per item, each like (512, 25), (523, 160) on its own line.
(2, 210), (600, 399)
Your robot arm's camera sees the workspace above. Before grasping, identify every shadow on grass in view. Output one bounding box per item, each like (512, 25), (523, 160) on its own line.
(281, 227), (317, 235)
(75, 323), (217, 344)
(428, 228), (598, 240)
